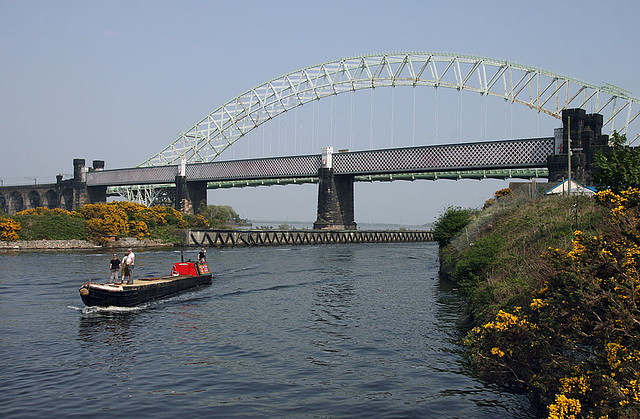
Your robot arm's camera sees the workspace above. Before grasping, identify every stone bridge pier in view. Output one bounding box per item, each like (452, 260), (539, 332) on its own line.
(175, 159), (207, 215)
(313, 147), (357, 230)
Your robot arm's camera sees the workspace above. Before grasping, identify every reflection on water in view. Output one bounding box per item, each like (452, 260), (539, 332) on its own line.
(75, 309), (139, 386)
(78, 309), (137, 346)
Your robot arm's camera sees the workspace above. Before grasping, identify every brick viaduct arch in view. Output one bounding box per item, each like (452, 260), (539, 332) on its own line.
(0, 186), (77, 214)
(0, 160), (102, 215)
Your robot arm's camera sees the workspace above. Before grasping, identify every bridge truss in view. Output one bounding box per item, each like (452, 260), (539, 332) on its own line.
(101, 138), (553, 204)
(141, 51), (640, 167)
(95, 138), (553, 186)
(106, 169), (548, 205)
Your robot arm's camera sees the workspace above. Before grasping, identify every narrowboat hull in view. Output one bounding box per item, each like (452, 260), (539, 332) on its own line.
(79, 262), (212, 307)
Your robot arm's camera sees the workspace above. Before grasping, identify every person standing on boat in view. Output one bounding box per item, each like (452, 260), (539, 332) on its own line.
(121, 253), (129, 283)
(198, 248), (206, 263)
(125, 248), (135, 284)
(109, 254), (121, 283)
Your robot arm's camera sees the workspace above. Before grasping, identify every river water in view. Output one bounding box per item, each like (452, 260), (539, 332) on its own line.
(0, 242), (538, 417)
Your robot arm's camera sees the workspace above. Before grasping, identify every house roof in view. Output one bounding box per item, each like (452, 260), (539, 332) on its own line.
(546, 179), (596, 195)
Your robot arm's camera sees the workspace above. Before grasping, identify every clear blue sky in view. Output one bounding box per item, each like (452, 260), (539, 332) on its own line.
(1, 0), (638, 225)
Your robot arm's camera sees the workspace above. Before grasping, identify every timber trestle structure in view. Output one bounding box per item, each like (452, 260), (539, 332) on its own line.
(187, 229), (433, 247)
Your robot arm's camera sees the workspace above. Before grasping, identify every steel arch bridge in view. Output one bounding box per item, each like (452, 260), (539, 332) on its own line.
(141, 51), (640, 167)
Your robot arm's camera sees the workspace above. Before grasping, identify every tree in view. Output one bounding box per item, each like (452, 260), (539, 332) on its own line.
(432, 206), (475, 248)
(593, 133), (640, 192)
(197, 204), (248, 228)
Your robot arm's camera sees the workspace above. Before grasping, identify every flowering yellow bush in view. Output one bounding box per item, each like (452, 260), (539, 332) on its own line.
(78, 202), (187, 243)
(195, 214), (210, 228)
(530, 298), (545, 310)
(494, 188), (513, 198)
(79, 203), (128, 243)
(559, 375), (589, 396)
(128, 220), (148, 240)
(490, 347), (506, 357)
(482, 308), (536, 332)
(536, 224), (639, 417)
(15, 208), (78, 217)
(548, 394), (581, 419)
(85, 217), (123, 242)
(4, 202), (194, 243)
(0, 217), (21, 241)
(565, 230), (586, 260)
(463, 188), (640, 418)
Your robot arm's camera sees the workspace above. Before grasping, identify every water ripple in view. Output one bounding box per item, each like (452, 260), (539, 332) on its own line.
(0, 243), (537, 417)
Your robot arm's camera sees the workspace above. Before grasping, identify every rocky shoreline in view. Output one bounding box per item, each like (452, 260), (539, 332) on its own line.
(0, 237), (175, 251)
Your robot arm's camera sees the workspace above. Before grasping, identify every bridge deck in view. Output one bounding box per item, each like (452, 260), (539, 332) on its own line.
(87, 138), (554, 187)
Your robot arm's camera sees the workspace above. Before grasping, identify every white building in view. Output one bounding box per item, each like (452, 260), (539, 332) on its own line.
(545, 179), (596, 196)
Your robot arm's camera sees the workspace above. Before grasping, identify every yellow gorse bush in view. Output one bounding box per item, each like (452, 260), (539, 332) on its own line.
(559, 375), (589, 396)
(548, 394), (581, 419)
(3, 203), (189, 243)
(464, 188), (640, 418)
(0, 217), (21, 241)
(494, 188), (513, 198)
(78, 202), (187, 243)
(482, 308), (536, 332)
(15, 207), (78, 217)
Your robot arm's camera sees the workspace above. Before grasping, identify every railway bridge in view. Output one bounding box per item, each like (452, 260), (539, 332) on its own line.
(2, 51), (638, 229)
(0, 109), (609, 229)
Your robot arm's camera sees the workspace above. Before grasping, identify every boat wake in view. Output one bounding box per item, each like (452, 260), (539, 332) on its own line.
(68, 304), (147, 315)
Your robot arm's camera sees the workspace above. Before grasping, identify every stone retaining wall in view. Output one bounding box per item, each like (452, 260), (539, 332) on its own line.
(0, 238), (173, 251)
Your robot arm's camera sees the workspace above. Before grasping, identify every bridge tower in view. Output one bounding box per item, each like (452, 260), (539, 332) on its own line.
(175, 159), (207, 215)
(313, 147), (357, 230)
(547, 109), (610, 185)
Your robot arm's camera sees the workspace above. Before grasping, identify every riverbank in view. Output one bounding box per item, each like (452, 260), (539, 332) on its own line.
(1, 227), (435, 250)
(0, 237), (175, 251)
(439, 189), (640, 418)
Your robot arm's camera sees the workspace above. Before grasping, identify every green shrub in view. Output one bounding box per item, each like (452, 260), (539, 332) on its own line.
(16, 212), (86, 240)
(197, 204), (250, 228)
(452, 234), (504, 291)
(147, 224), (183, 243)
(432, 206), (476, 248)
(592, 132), (640, 193)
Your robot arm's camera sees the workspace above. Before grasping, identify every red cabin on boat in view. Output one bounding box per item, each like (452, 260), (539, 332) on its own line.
(171, 262), (209, 276)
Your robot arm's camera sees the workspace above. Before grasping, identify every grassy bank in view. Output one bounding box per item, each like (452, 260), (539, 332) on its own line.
(0, 202), (248, 246)
(439, 189), (640, 418)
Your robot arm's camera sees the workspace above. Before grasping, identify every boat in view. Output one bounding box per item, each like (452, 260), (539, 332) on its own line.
(79, 259), (212, 307)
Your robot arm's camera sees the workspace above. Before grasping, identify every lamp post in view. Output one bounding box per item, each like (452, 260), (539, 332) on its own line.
(567, 116), (572, 196)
